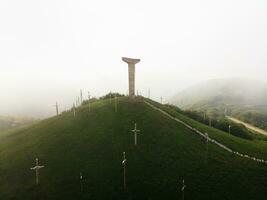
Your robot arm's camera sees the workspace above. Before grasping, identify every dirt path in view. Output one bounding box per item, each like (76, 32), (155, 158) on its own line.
(227, 116), (267, 136)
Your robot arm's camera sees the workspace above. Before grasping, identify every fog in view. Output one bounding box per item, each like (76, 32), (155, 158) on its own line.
(0, 0), (266, 118)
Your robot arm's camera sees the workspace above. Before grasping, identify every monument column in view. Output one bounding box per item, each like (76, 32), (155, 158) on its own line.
(122, 57), (140, 97)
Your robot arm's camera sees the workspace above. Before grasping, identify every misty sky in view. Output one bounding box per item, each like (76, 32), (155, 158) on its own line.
(0, 0), (267, 117)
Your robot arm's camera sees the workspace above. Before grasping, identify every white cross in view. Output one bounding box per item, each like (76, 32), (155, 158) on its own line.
(181, 179), (186, 200)
(205, 132), (209, 143)
(80, 172), (83, 192)
(73, 103), (76, 117)
(132, 123), (140, 146)
(88, 91), (91, 112)
(30, 158), (44, 185)
(205, 132), (209, 160)
(115, 94), (118, 112)
(122, 152), (127, 190)
(53, 102), (59, 116)
(80, 89), (83, 104)
(110, 91), (112, 103)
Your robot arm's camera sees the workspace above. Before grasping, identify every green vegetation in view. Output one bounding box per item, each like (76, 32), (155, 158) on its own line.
(148, 99), (267, 159)
(191, 103), (267, 132)
(0, 97), (267, 200)
(99, 92), (125, 100)
(181, 109), (255, 140)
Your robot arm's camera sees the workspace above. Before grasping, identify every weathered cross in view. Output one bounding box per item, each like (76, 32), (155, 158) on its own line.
(115, 94), (118, 112)
(73, 103), (76, 117)
(132, 123), (140, 146)
(109, 91), (112, 103)
(54, 102), (59, 116)
(205, 132), (209, 143)
(181, 179), (186, 200)
(30, 158), (44, 185)
(205, 132), (209, 157)
(122, 152), (127, 190)
(80, 172), (83, 192)
(80, 89), (83, 104)
(78, 96), (80, 105)
(88, 91), (91, 112)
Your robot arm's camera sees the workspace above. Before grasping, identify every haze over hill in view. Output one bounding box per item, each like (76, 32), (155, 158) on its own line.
(0, 116), (37, 132)
(1, 0), (267, 118)
(170, 78), (267, 130)
(170, 78), (267, 108)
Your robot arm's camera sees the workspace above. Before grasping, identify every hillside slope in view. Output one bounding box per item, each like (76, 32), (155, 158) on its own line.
(0, 97), (267, 200)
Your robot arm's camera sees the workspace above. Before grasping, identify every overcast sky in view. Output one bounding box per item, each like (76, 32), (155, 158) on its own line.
(0, 0), (266, 117)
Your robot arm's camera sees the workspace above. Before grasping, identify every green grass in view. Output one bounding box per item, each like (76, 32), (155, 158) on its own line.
(147, 99), (267, 160)
(0, 97), (267, 200)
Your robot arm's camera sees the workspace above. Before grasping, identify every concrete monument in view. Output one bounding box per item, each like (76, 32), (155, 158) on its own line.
(122, 57), (140, 97)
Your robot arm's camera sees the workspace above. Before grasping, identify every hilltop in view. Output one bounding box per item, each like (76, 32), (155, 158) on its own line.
(0, 97), (267, 200)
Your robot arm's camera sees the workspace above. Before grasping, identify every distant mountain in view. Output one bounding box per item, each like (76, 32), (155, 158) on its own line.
(170, 78), (267, 130)
(0, 116), (37, 132)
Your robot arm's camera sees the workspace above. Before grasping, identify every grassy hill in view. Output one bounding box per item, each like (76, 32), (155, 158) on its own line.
(0, 97), (267, 200)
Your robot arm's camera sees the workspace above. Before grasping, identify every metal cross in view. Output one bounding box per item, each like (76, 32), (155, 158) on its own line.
(53, 102), (59, 116)
(110, 91), (112, 103)
(205, 132), (209, 143)
(132, 123), (140, 146)
(122, 152), (127, 190)
(30, 158), (44, 185)
(80, 172), (83, 192)
(181, 179), (186, 200)
(115, 94), (118, 112)
(73, 103), (76, 117)
(205, 132), (209, 160)
(88, 91), (91, 112)
(80, 89), (83, 104)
